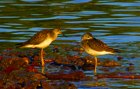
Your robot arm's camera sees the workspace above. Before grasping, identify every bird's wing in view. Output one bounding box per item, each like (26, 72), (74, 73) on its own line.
(87, 38), (115, 52)
(23, 29), (51, 45)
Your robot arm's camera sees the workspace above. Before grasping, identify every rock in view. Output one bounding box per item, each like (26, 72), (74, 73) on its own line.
(82, 64), (94, 70)
(82, 56), (100, 65)
(22, 57), (29, 65)
(31, 63), (39, 66)
(17, 52), (26, 57)
(1, 56), (27, 68)
(3, 66), (18, 75)
(23, 81), (34, 89)
(57, 81), (77, 89)
(117, 57), (123, 61)
(53, 48), (59, 53)
(103, 60), (121, 67)
(31, 55), (40, 62)
(98, 72), (140, 79)
(26, 66), (40, 73)
(11, 83), (22, 89)
(47, 70), (86, 80)
(8, 70), (38, 83)
(0, 55), (3, 61)
(73, 47), (84, 51)
(34, 74), (46, 80)
(41, 80), (55, 89)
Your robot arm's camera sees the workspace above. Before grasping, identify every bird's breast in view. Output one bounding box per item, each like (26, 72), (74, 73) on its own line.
(85, 48), (115, 56)
(38, 38), (53, 48)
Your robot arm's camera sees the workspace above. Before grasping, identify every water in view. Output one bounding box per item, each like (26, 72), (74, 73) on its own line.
(1, 0), (140, 88)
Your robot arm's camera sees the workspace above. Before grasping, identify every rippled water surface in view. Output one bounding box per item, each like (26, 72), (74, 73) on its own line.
(1, 0), (140, 88)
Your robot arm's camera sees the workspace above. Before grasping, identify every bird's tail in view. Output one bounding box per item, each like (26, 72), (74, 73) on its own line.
(15, 43), (23, 48)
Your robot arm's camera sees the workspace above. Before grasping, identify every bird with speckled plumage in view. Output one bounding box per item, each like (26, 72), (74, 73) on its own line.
(81, 32), (120, 75)
(16, 27), (66, 67)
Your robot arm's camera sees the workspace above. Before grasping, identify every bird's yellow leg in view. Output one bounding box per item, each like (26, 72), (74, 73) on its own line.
(41, 48), (45, 67)
(41, 66), (45, 74)
(94, 56), (97, 75)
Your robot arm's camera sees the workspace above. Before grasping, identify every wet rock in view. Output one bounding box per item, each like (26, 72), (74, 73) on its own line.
(26, 66), (40, 73)
(0, 72), (7, 88)
(98, 72), (140, 79)
(22, 57), (29, 65)
(23, 81), (34, 89)
(7, 48), (13, 51)
(131, 56), (135, 58)
(3, 66), (18, 75)
(44, 58), (55, 62)
(8, 53), (16, 57)
(129, 63), (134, 66)
(73, 47), (84, 51)
(0, 55), (2, 61)
(126, 66), (134, 71)
(17, 52), (27, 57)
(31, 55), (40, 62)
(53, 48), (59, 53)
(57, 81), (77, 89)
(47, 70), (86, 80)
(81, 76), (93, 81)
(31, 63), (39, 66)
(1, 56), (27, 68)
(82, 56), (100, 65)
(82, 64), (94, 70)
(8, 70), (39, 83)
(10, 83), (22, 89)
(117, 56), (123, 61)
(78, 52), (82, 55)
(103, 60), (121, 67)
(41, 80), (55, 89)
(34, 74), (46, 80)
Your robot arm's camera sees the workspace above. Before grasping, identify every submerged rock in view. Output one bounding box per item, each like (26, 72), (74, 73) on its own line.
(41, 80), (55, 89)
(47, 70), (86, 80)
(103, 60), (121, 67)
(1, 56), (27, 68)
(57, 81), (77, 89)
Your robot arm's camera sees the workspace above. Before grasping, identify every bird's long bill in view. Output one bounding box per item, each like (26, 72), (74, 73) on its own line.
(62, 33), (67, 37)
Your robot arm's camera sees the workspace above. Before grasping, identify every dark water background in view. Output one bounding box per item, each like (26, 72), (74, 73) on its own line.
(1, 0), (140, 88)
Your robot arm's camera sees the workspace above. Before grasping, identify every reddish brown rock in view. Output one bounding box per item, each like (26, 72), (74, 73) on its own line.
(23, 81), (34, 89)
(73, 47), (84, 51)
(131, 56), (135, 58)
(1, 56), (27, 68)
(22, 57), (29, 65)
(129, 63), (134, 66)
(57, 81), (77, 89)
(82, 64), (94, 70)
(26, 66), (40, 73)
(47, 70), (86, 80)
(117, 57), (123, 61)
(0, 55), (3, 61)
(34, 74), (46, 80)
(31, 63), (39, 66)
(98, 72), (140, 79)
(3, 66), (18, 75)
(41, 80), (55, 89)
(11, 83), (22, 89)
(103, 60), (121, 67)
(32, 55), (40, 62)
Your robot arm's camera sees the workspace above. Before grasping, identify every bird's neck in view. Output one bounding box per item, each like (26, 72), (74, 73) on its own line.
(51, 32), (58, 41)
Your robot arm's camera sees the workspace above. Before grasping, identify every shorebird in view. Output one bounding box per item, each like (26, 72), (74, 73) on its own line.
(81, 32), (119, 75)
(16, 27), (66, 67)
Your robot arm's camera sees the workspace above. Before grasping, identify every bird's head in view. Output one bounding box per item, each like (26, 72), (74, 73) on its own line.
(53, 27), (67, 37)
(81, 32), (93, 41)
